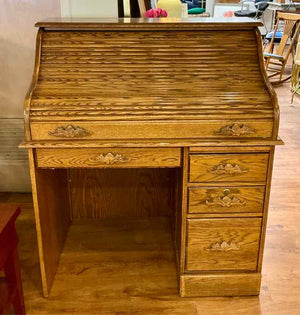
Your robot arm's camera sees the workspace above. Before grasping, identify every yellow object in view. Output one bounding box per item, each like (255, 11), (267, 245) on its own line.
(291, 34), (300, 102)
(294, 35), (300, 66)
(157, 0), (182, 18)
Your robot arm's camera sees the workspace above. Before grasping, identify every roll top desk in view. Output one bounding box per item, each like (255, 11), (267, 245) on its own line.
(20, 18), (283, 298)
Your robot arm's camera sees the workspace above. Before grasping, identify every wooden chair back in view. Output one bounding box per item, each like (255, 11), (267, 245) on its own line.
(270, 12), (300, 59)
(138, 0), (147, 16)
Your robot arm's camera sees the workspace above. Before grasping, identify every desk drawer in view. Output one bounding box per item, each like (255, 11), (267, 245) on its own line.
(186, 218), (262, 271)
(189, 153), (269, 183)
(188, 186), (265, 214)
(30, 121), (273, 141)
(36, 148), (181, 168)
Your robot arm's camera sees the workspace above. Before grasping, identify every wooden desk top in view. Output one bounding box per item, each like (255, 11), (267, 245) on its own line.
(35, 17), (262, 29)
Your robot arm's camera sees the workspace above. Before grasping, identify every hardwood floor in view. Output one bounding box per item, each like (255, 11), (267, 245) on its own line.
(0, 83), (299, 314)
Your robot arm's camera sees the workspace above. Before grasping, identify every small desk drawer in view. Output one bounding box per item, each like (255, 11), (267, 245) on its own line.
(186, 218), (262, 271)
(36, 148), (181, 168)
(189, 153), (269, 183)
(188, 186), (265, 214)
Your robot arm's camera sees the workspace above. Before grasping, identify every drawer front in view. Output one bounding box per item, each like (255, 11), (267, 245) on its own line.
(36, 148), (181, 168)
(188, 186), (265, 214)
(30, 121), (273, 140)
(186, 218), (262, 271)
(189, 153), (269, 183)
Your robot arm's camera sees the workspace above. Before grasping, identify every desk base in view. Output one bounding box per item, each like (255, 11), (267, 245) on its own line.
(28, 146), (274, 298)
(180, 273), (261, 297)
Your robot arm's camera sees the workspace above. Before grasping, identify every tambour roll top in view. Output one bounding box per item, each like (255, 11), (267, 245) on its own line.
(24, 18), (279, 144)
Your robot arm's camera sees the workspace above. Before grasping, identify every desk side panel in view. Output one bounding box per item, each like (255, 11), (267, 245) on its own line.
(28, 149), (71, 296)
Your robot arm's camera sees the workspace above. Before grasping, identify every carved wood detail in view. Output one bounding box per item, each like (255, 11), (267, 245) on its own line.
(48, 125), (90, 138)
(208, 163), (249, 175)
(215, 123), (257, 136)
(205, 241), (240, 251)
(205, 189), (246, 207)
(89, 152), (129, 165)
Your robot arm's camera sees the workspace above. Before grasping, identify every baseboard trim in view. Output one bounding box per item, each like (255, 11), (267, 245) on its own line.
(180, 272), (261, 297)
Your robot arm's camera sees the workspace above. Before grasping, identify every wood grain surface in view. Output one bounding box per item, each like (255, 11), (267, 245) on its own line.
(188, 186), (265, 214)
(189, 153), (269, 183)
(180, 273), (261, 297)
(186, 218), (262, 271)
(36, 148), (181, 168)
(28, 150), (71, 297)
(9, 82), (297, 313)
(30, 121), (273, 140)
(21, 19), (281, 298)
(24, 26), (278, 142)
(69, 168), (175, 218)
(19, 138), (284, 149)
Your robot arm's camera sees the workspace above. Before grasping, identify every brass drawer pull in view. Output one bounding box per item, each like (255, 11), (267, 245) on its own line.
(215, 123), (256, 136)
(89, 152), (129, 165)
(48, 125), (90, 138)
(205, 189), (246, 207)
(205, 241), (240, 251)
(208, 163), (249, 175)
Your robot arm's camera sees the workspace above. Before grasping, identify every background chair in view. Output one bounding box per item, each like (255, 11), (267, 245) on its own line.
(234, 0), (271, 35)
(264, 12), (300, 84)
(291, 33), (300, 102)
(234, 0), (270, 19)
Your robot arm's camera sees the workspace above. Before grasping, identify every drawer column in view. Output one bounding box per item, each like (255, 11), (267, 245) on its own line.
(178, 146), (274, 297)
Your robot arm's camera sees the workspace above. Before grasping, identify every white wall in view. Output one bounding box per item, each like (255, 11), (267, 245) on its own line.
(0, 0), (61, 191)
(0, 0), (120, 191)
(60, 0), (118, 18)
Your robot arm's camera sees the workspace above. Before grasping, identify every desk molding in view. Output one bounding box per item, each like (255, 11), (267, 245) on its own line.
(19, 138), (284, 149)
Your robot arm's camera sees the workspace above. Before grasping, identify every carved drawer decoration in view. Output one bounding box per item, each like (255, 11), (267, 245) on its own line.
(189, 153), (269, 183)
(48, 125), (90, 138)
(89, 153), (129, 165)
(205, 189), (246, 207)
(215, 123), (256, 136)
(208, 163), (249, 175)
(188, 186), (265, 214)
(186, 218), (262, 271)
(205, 241), (240, 251)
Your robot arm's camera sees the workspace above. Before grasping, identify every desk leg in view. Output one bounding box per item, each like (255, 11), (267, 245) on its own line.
(4, 248), (26, 315)
(172, 148), (188, 293)
(28, 149), (71, 297)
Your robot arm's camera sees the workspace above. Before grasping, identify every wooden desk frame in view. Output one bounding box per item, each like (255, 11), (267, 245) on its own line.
(20, 18), (283, 298)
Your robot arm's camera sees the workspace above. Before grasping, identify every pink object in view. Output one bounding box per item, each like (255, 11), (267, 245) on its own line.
(223, 11), (234, 17)
(156, 8), (168, 17)
(145, 8), (168, 18)
(145, 9), (158, 17)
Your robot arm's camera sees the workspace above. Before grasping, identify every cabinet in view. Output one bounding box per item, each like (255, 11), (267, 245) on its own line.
(20, 18), (282, 298)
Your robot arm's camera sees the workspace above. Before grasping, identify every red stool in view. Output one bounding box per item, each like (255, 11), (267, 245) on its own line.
(0, 204), (26, 315)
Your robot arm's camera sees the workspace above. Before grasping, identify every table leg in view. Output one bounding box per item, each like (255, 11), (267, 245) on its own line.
(4, 248), (26, 315)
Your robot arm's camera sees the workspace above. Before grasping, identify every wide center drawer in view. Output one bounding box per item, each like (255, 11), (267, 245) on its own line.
(29, 121), (273, 141)
(35, 148), (181, 168)
(189, 153), (269, 183)
(186, 218), (262, 271)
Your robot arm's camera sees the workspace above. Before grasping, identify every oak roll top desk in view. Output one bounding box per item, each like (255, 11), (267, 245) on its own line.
(20, 18), (283, 298)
